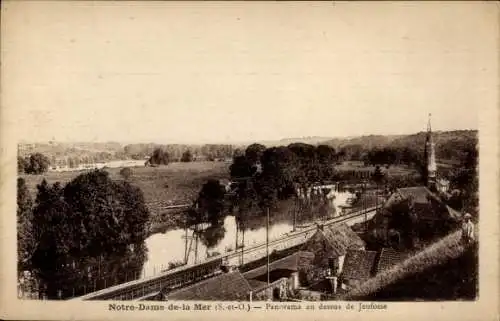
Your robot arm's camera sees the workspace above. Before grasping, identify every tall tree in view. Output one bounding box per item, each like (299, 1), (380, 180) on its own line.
(196, 179), (227, 225)
(18, 156), (28, 173)
(31, 170), (150, 298)
(245, 143), (267, 165)
(448, 139), (478, 215)
(149, 148), (170, 165)
(260, 146), (297, 199)
(24, 153), (51, 174)
(230, 155), (255, 179)
(17, 178), (34, 271)
(181, 150), (193, 162)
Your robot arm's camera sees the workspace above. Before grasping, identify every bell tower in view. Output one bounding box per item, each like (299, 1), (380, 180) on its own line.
(425, 113), (437, 191)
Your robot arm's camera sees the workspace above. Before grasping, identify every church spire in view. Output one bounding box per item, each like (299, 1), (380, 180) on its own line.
(425, 113), (437, 190)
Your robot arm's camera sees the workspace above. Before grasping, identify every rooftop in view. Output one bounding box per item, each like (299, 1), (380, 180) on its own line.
(375, 248), (408, 274)
(302, 223), (365, 258)
(243, 251), (314, 281)
(166, 271), (251, 301)
(341, 250), (378, 280)
(384, 186), (462, 221)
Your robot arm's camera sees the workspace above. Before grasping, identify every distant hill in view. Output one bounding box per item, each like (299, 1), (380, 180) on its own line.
(17, 142), (126, 164)
(320, 130), (477, 161)
(321, 130), (476, 149)
(257, 136), (336, 147)
(18, 130), (477, 165)
(321, 134), (404, 150)
(251, 130), (477, 153)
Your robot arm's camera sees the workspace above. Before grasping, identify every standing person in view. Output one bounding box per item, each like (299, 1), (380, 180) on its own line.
(461, 213), (474, 245)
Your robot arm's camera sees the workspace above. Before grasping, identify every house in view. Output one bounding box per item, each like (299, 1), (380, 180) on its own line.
(339, 249), (378, 290)
(164, 271), (252, 301)
(300, 224), (365, 285)
(242, 251), (315, 301)
(382, 186), (462, 242)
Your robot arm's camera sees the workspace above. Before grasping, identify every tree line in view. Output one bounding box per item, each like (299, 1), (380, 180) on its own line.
(18, 153), (51, 174)
(188, 135), (479, 245)
(185, 143), (340, 235)
(127, 143), (240, 162)
(17, 170), (150, 299)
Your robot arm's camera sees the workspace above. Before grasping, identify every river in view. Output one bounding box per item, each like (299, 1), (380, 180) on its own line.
(18, 190), (355, 299)
(141, 191), (354, 278)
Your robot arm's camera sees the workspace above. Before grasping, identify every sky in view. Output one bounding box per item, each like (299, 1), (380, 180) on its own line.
(2, 2), (496, 144)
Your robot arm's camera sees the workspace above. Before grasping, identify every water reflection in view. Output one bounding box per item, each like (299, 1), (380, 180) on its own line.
(198, 223), (226, 254)
(142, 191), (353, 278)
(23, 191), (355, 299)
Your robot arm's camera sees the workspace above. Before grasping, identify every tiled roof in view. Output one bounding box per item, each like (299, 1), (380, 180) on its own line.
(243, 251), (314, 280)
(167, 271), (251, 301)
(341, 250), (378, 281)
(375, 248), (407, 274)
(384, 186), (462, 221)
(396, 186), (436, 204)
(308, 223), (365, 257)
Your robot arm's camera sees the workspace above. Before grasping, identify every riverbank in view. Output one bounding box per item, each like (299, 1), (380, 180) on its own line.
(21, 161), (229, 231)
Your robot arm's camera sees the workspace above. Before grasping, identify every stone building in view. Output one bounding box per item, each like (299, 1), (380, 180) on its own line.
(299, 223), (365, 292)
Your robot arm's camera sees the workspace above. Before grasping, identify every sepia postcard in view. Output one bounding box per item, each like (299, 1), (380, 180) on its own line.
(1, 1), (499, 320)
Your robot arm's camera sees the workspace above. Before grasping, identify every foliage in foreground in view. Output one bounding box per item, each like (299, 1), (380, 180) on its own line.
(29, 169), (150, 298)
(343, 229), (474, 300)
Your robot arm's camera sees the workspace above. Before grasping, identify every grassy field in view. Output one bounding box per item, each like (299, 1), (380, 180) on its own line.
(335, 163), (417, 177)
(20, 161), (230, 230)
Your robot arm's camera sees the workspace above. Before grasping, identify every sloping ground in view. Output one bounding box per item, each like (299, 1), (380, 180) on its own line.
(344, 230), (478, 301)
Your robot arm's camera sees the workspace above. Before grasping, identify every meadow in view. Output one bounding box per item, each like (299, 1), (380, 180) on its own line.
(335, 162), (417, 177)
(20, 160), (422, 234)
(21, 161), (230, 231)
